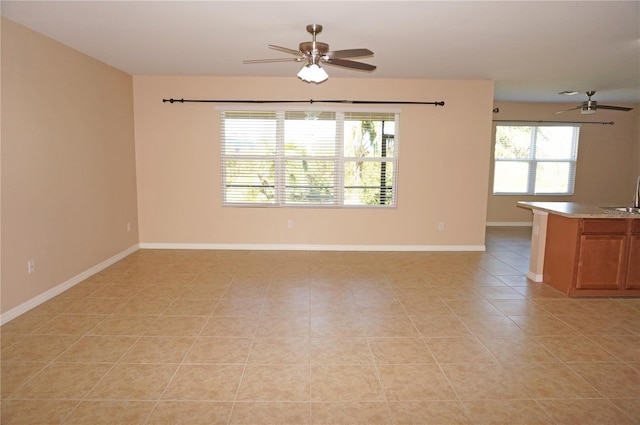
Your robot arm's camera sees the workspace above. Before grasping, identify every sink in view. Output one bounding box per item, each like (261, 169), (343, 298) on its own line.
(602, 206), (640, 214)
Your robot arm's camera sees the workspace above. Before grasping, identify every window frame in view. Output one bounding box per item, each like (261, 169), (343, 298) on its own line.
(219, 106), (400, 208)
(492, 122), (580, 196)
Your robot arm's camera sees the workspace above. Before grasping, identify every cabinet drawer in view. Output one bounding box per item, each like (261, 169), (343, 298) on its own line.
(582, 219), (627, 234)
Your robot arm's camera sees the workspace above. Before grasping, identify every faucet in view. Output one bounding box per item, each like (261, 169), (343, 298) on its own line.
(634, 176), (640, 208)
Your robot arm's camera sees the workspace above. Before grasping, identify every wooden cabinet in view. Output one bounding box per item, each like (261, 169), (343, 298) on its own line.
(575, 220), (627, 290)
(543, 215), (640, 296)
(625, 220), (640, 289)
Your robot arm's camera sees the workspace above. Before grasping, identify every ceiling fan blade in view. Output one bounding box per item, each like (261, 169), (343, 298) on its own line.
(597, 104), (634, 112)
(268, 44), (302, 56)
(243, 58), (303, 64)
(325, 48), (374, 59)
(324, 58), (376, 71)
(554, 106), (581, 114)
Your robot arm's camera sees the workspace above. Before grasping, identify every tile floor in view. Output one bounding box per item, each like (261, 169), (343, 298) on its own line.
(1, 227), (639, 424)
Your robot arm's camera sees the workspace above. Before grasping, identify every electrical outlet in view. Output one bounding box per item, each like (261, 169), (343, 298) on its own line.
(287, 220), (293, 229)
(127, 222), (131, 232)
(438, 222), (445, 231)
(27, 259), (36, 274)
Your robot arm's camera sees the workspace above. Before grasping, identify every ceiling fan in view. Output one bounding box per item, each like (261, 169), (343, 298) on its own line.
(243, 24), (376, 83)
(555, 91), (634, 115)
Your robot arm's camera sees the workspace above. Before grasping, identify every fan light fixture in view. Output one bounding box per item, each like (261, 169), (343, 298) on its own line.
(297, 63), (328, 83)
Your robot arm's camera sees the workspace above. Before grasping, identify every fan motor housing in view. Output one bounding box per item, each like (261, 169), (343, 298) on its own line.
(581, 100), (597, 114)
(299, 41), (329, 55)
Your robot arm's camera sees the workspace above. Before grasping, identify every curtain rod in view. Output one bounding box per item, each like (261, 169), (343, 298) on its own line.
(163, 98), (445, 106)
(493, 119), (614, 126)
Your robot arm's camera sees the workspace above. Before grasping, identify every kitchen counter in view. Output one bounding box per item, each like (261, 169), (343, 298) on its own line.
(517, 201), (638, 218)
(517, 201), (640, 296)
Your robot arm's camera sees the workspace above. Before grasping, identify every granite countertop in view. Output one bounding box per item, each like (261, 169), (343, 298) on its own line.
(517, 201), (640, 219)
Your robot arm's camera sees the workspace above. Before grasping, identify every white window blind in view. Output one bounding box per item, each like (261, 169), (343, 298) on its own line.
(493, 124), (580, 195)
(220, 109), (398, 207)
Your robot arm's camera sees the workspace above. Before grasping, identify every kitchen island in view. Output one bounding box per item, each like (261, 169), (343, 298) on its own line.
(518, 202), (640, 297)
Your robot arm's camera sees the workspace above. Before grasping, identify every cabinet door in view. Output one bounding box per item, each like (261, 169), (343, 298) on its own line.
(625, 233), (640, 289)
(575, 234), (626, 290)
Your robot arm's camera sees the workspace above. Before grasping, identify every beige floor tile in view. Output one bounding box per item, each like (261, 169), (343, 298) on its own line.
(1, 399), (78, 425)
(87, 363), (178, 400)
(509, 315), (580, 336)
(506, 362), (600, 398)
(231, 402), (311, 425)
(185, 337), (252, 364)
(63, 297), (127, 315)
(261, 300), (310, 316)
(361, 316), (419, 337)
(311, 337), (373, 365)
(1, 313), (58, 335)
(538, 398), (635, 425)
(411, 316), (472, 338)
(589, 334), (640, 362)
(201, 316), (259, 337)
(486, 299), (548, 316)
(62, 400), (155, 424)
(399, 299), (454, 316)
(31, 313), (107, 335)
(440, 363), (528, 400)
(478, 335), (558, 364)
(443, 299), (503, 317)
(369, 338), (436, 364)
(5, 229), (640, 424)
(248, 337), (310, 364)
(255, 316), (309, 337)
(238, 364), (310, 402)
(120, 336), (194, 363)
(424, 337), (496, 364)
(535, 335), (622, 363)
(162, 364), (244, 401)
(89, 315), (158, 336)
(1, 334), (80, 362)
(356, 300), (408, 317)
(57, 335), (138, 363)
(163, 297), (217, 315)
(143, 315), (207, 337)
(311, 401), (392, 425)
(609, 398), (640, 424)
(388, 401), (472, 425)
(463, 399), (553, 425)
(0, 361), (48, 398)
(310, 316), (365, 337)
(213, 299), (264, 317)
(568, 362), (640, 399)
(377, 364), (456, 401)
(310, 301), (360, 317)
(311, 365), (384, 402)
(460, 315), (525, 338)
(14, 362), (111, 399)
(147, 401), (233, 425)
(115, 297), (172, 315)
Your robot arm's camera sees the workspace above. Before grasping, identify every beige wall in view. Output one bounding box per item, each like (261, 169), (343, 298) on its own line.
(133, 76), (495, 248)
(1, 18), (139, 314)
(487, 102), (640, 223)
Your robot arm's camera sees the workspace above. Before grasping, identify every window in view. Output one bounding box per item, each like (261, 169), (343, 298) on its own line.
(493, 124), (580, 195)
(221, 109), (398, 207)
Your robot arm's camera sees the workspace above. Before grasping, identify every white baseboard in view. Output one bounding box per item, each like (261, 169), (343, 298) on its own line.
(527, 271), (544, 282)
(139, 242), (486, 252)
(486, 222), (532, 227)
(1, 244), (140, 325)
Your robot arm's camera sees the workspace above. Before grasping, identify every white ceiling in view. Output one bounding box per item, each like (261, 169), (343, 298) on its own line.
(2, 1), (639, 104)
